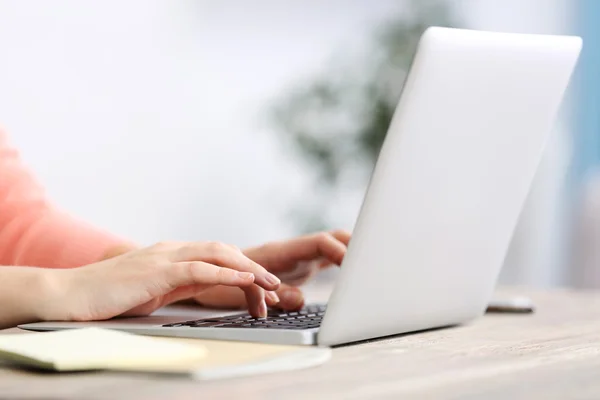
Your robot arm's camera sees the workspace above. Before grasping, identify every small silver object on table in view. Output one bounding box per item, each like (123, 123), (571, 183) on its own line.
(486, 296), (535, 313)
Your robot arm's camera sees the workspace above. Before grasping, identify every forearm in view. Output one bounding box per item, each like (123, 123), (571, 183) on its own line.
(0, 266), (58, 329)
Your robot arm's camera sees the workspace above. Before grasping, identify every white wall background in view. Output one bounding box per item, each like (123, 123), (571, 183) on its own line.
(0, 0), (574, 285)
(0, 0), (399, 247)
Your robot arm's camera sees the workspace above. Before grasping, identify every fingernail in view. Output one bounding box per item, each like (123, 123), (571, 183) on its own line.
(266, 291), (280, 304)
(279, 289), (303, 307)
(264, 274), (281, 286)
(236, 272), (254, 281)
(259, 301), (267, 318)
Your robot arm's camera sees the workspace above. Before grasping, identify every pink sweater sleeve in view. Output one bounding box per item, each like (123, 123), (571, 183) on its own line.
(0, 130), (127, 268)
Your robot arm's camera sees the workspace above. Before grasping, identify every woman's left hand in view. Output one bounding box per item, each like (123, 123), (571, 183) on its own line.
(193, 230), (351, 310)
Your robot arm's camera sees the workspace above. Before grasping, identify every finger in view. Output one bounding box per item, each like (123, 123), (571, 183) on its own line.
(173, 242), (281, 290)
(309, 232), (347, 266)
(330, 229), (352, 246)
(243, 285), (267, 318)
(168, 261), (256, 289)
(194, 286), (247, 309)
(271, 233), (346, 267)
(161, 284), (212, 306)
(309, 230), (352, 269)
(278, 261), (320, 286)
(275, 285), (305, 310)
(265, 291), (280, 307)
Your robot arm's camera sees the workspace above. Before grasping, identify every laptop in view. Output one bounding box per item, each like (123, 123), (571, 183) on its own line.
(20, 27), (582, 346)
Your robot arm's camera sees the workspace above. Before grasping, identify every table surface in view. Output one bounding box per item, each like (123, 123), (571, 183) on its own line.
(2, 287), (600, 400)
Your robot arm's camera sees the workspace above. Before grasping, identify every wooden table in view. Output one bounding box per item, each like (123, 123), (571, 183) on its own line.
(2, 288), (600, 399)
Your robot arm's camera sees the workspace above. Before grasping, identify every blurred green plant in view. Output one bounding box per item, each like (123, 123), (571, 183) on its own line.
(271, 0), (459, 233)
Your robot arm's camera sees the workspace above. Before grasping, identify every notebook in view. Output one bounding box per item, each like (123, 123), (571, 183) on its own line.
(0, 328), (331, 380)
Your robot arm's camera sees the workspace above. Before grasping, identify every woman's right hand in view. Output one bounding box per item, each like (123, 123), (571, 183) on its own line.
(38, 241), (281, 322)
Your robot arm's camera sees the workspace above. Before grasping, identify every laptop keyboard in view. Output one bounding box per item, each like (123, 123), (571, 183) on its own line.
(163, 304), (326, 330)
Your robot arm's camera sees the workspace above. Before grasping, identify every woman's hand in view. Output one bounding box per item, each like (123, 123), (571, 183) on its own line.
(193, 230), (351, 310)
(39, 241), (281, 322)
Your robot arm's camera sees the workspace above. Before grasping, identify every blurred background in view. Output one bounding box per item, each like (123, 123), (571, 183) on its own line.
(0, 0), (598, 288)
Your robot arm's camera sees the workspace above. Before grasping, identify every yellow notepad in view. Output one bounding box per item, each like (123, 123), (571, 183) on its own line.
(0, 328), (207, 373)
(0, 328), (331, 380)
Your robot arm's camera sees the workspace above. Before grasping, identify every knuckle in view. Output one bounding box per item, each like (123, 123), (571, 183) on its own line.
(182, 262), (208, 285)
(185, 261), (201, 277)
(206, 241), (227, 252)
(204, 241), (232, 263)
(216, 267), (234, 281)
(228, 244), (241, 252)
(153, 240), (176, 249)
(315, 232), (330, 244)
(330, 229), (346, 237)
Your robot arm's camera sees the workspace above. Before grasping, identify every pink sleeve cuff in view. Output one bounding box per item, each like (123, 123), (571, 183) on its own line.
(4, 207), (127, 268)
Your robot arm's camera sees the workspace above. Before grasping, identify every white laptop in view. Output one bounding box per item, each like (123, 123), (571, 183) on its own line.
(20, 27), (582, 346)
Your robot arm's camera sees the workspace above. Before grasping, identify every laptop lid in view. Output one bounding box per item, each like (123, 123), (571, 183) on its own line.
(317, 27), (581, 346)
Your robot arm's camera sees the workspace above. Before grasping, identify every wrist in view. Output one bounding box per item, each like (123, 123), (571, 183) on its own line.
(0, 267), (72, 329)
(30, 268), (69, 322)
(99, 243), (137, 261)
